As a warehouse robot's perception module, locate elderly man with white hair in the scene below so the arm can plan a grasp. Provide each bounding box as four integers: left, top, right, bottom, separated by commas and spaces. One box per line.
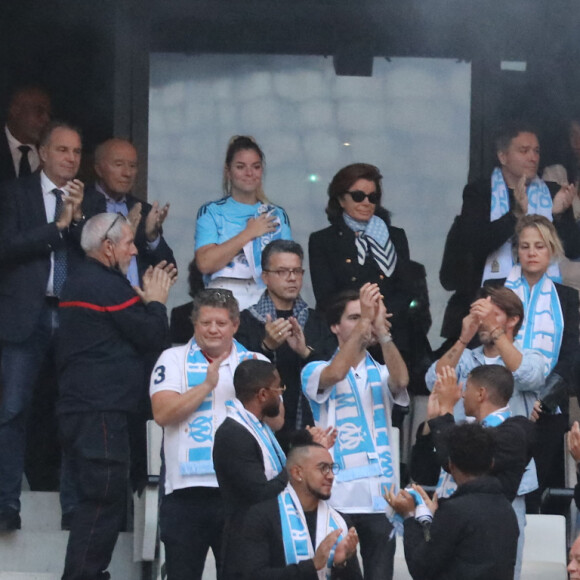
56, 212, 176, 580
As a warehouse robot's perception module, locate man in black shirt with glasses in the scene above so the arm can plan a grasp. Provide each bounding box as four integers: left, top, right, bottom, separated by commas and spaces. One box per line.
235, 240, 336, 438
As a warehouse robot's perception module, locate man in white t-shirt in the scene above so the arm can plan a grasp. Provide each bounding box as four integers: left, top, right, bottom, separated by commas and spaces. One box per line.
149, 288, 266, 580
301, 283, 409, 580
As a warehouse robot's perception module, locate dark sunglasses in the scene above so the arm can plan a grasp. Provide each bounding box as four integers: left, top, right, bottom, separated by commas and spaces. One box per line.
346, 190, 380, 204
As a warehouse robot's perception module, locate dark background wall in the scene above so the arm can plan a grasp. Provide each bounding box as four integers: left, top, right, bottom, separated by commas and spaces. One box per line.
2, 0, 580, 193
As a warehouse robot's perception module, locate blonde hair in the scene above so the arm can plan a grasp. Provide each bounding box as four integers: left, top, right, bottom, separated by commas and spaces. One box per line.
222, 135, 268, 202
514, 214, 564, 262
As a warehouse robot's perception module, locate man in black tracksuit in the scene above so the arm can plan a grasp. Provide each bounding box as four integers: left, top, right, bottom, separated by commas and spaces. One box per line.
56, 212, 175, 580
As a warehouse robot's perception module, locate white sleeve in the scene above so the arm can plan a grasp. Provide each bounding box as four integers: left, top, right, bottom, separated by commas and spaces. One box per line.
301, 360, 333, 404
149, 347, 186, 396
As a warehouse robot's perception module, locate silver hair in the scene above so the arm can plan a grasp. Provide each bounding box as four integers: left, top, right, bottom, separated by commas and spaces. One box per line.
81, 212, 128, 254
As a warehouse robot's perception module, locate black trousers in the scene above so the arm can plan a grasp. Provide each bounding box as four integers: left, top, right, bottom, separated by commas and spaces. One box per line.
349, 512, 396, 580
59, 411, 130, 580
159, 486, 224, 580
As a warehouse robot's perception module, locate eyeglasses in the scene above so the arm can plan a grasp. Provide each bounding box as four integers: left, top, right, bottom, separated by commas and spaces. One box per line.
316, 462, 340, 476
266, 384, 287, 393
346, 190, 380, 204
102, 213, 125, 242
263, 268, 305, 278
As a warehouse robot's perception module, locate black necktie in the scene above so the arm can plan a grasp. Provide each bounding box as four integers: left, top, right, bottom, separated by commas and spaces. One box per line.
18, 145, 32, 176
52, 189, 68, 296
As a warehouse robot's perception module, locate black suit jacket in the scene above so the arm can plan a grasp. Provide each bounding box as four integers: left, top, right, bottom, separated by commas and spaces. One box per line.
82, 184, 176, 281
213, 416, 289, 579
308, 213, 430, 357
0, 173, 83, 342
0, 131, 16, 183
240, 496, 363, 580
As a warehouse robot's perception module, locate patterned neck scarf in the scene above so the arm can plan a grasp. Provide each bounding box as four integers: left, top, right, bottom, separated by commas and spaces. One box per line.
248, 290, 310, 328
343, 213, 397, 277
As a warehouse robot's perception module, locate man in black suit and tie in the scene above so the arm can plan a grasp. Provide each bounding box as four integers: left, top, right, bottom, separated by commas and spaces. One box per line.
0, 120, 84, 531
82, 138, 175, 285
0, 86, 51, 182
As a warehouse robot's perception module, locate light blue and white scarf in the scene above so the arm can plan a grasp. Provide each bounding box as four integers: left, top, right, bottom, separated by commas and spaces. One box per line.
225, 398, 285, 480
483, 168, 558, 282
343, 213, 397, 277
278, 484, 348, 580
179, 338, 255, 476
309, 351, 397, 508
386, 487, 433, 538
243, 203, 285, 287
505, 265, 564, 376
435, 406, 537, 498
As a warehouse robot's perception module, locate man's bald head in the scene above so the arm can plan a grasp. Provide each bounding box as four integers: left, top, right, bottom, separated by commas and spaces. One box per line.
94, 138, 138, 200
7, 87, 51, 144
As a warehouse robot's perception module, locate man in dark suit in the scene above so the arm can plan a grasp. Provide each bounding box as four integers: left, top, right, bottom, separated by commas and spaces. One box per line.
239, 441, 362, 580
82, 138, 175, 285
0, 120, 84, 531
0, 86, 51, 182
213, 360, 289, 579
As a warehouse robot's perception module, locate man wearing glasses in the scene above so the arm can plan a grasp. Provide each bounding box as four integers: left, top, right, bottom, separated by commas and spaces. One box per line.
235, 240, 337, 437
57, 212, 176, 579
239, 441, 362, 579
302, 283, 409, 580
150, 289, 266, 580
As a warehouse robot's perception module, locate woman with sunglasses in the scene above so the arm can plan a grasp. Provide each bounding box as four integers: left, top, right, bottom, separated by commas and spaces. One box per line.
195, 136, 292, 310
309, 163, 430, 373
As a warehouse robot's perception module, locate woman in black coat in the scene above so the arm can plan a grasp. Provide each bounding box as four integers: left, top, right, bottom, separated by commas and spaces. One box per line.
308, 163, 431, 390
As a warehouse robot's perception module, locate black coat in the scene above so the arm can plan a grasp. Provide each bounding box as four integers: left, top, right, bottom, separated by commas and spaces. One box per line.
308, 213, 431, 363
56, 258, 170, 414
0, 131, 17, 183
410, 413, 536, 502
239, 496, 362, 580
403, 476, 519, 580
440, 177, 580, 340
213, 417, 289, 579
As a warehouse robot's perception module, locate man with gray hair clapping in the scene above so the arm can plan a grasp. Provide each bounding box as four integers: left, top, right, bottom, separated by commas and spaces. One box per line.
57, 212, 176, 580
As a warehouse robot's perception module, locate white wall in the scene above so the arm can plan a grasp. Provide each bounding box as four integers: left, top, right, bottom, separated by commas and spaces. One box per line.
148, 54, 471, 347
